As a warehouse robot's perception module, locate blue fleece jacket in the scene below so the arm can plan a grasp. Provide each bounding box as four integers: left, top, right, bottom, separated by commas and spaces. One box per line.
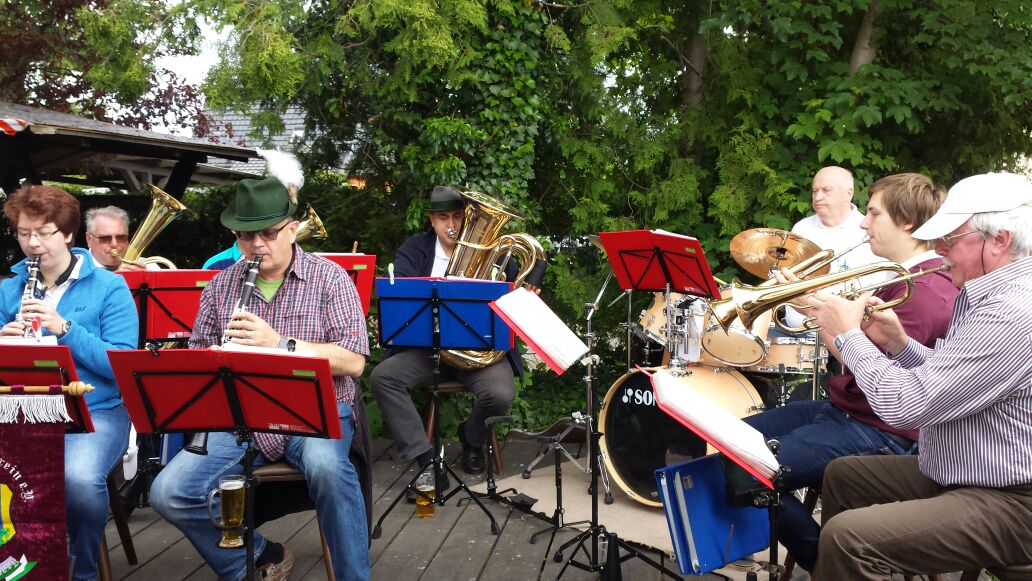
1, 248, 139, 411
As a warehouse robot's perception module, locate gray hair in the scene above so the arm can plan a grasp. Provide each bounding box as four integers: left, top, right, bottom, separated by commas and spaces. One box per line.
85, 206, 130, 234
969, 204, 1032, 258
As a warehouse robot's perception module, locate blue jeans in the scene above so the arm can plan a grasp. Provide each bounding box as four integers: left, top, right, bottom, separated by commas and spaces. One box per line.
742, 400, 913, 572
150, 402, 369, 581
66, 404, 131, 581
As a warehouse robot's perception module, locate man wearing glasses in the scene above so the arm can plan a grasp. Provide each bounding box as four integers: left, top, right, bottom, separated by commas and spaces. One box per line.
84, 206, 147, 271
149, 176, 371, 581
803, 172, 1032, 579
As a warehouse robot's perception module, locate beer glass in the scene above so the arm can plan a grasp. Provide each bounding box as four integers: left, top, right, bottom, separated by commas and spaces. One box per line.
414, 481, 436, 518
208, 475, 246, 548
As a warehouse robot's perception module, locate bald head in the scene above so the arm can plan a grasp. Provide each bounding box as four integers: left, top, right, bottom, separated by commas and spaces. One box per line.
811, 166, 855, 227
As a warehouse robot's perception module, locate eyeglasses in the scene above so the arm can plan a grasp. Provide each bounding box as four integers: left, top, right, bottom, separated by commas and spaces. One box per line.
937, 230, 981, 250
88, 233, 130, 244
233, 221, 294, 242
16, 229, 62, 242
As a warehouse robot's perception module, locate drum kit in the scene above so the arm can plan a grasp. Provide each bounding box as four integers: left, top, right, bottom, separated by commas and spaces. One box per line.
596, 227, 832, 507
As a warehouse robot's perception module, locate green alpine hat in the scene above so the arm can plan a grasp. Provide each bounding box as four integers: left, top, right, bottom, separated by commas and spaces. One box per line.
427, 186, 464, 212
220, 177, 299, 232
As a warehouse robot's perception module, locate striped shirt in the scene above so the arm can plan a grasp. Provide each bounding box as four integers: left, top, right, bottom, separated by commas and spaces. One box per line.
190, 246, 369, 461
839, 255, 1032, 487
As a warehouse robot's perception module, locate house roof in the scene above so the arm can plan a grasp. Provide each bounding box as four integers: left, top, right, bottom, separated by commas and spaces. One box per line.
0, 101, 261, 194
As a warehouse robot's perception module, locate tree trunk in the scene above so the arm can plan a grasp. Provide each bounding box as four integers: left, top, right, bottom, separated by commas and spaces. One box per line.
681, 12, 707, 158
849, 1, 881, 75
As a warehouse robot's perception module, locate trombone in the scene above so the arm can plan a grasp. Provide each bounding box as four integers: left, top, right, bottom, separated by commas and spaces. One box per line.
776, 263, 951, 333
708, 261, 938, 337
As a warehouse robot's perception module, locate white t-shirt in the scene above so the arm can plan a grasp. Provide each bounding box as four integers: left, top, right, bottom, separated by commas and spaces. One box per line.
430, 236, 451, 278
790, 206, 881, 274
783, 206, 887, 329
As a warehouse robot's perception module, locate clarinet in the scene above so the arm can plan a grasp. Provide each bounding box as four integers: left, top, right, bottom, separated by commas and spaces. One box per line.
186, 254, 264, 455
220, 254, 264, 345
15, 256, 41, 338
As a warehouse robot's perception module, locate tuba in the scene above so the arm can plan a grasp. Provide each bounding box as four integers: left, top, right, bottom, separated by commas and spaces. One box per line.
440, 189, 547, 370
112, 184, 190, 269
295, 204, 328, 243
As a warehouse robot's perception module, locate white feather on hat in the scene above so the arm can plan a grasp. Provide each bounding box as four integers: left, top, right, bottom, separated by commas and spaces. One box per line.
257, 148, 304, 205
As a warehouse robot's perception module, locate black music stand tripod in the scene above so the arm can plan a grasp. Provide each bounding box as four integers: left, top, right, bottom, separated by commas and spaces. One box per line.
372, 283, 509, 538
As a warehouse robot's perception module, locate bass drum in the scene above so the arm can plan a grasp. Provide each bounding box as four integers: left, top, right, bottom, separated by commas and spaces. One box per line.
598, 366, 763, 507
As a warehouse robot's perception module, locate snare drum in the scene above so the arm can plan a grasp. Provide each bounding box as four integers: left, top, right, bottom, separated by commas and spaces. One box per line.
746, 330, 827, 375
598, 365, 763, 507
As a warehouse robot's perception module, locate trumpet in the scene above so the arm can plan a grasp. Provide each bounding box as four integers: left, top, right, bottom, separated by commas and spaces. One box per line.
16, 256, 41, 338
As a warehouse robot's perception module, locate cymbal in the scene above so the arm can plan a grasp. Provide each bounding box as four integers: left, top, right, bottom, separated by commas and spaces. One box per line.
730, 228, 824, 278
587, 234, 604, 251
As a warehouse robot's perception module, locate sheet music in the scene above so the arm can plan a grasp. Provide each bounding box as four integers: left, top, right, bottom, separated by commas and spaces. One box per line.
492, 287, 588, 374
0, 336, 58, 346
651, 369, 779, 479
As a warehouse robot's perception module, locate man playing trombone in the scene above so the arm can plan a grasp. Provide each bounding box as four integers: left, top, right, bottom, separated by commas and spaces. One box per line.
740, 173, 958, 572
804, 173, 1032, 578
148, 176, 371, 581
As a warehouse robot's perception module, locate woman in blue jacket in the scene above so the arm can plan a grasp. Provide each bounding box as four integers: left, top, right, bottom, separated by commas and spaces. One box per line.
0, 185, 138, 581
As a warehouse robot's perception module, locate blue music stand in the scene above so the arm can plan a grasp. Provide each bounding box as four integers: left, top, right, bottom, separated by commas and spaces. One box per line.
372, 277, 512, 538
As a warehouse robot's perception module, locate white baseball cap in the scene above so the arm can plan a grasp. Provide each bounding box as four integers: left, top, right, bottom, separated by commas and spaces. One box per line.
912, 172, 1032, 240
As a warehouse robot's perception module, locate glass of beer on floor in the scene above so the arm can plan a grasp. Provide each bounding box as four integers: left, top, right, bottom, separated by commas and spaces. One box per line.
207, 475, 246, 547
415, 479, 436, 518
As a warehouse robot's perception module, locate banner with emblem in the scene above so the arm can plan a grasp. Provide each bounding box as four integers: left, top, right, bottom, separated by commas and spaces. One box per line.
0, 411, 67, 579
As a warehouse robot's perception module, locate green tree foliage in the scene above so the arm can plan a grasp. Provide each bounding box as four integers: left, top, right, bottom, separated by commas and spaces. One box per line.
1, 0, 207, 131
61, 0, 1032, 434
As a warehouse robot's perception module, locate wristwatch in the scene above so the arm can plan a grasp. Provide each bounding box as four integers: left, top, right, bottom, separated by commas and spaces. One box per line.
56, 320, 72, 338
278, 337, 297, 352
833, 328, 862, 351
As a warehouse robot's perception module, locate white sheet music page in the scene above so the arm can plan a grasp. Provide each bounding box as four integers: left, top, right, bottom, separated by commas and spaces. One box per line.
220, 342, 316, 357
650, 368, 779, 479
492, 287, 588, 374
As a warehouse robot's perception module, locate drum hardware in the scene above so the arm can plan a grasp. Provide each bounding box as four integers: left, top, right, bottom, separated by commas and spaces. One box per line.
527, 425, 591, 551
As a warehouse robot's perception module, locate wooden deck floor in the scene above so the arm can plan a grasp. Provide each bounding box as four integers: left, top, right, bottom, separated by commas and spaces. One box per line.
103, 438, 699, 581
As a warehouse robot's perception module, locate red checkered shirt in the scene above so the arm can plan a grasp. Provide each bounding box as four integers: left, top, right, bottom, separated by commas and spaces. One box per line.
190, 246, 369, 461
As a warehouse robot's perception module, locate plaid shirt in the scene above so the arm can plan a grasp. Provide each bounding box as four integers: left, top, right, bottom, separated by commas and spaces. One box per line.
190, 245, 369, 460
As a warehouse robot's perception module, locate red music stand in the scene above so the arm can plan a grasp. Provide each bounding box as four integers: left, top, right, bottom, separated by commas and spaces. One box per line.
120, 270, 218, 344
108, 348, 340, 581
315, 253, 376, 316
0, 345, 94, 433
598, 229, 720, 298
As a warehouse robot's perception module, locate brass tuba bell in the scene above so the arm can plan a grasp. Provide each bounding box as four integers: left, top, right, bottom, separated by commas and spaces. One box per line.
440, 189, 547, 370
295, 204, 328, 243
112, 184, 190, 269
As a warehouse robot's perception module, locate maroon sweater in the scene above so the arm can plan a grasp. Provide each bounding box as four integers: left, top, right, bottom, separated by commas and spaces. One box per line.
827, 257, 958, 440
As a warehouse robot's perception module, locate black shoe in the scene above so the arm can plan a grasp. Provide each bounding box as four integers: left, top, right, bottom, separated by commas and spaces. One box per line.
457, 422, 485, 476
405, 464, 450, 502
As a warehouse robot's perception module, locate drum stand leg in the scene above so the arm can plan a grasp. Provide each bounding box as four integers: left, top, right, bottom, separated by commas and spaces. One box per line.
529, 435, 590, 547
